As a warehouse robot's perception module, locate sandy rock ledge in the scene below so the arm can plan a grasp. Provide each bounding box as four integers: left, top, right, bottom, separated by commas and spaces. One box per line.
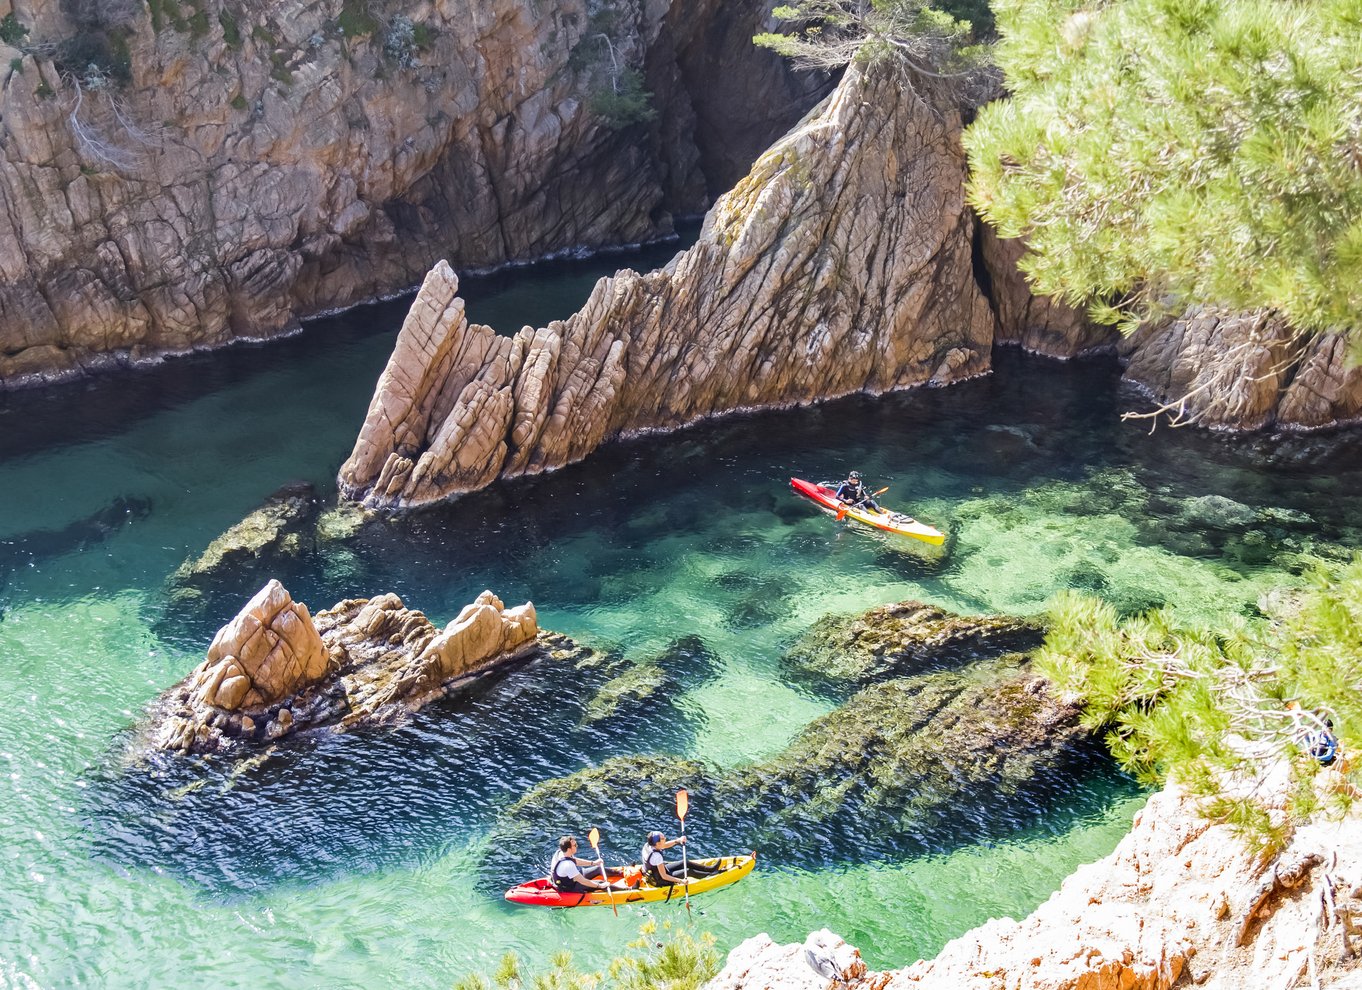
708, 784, 1362, 990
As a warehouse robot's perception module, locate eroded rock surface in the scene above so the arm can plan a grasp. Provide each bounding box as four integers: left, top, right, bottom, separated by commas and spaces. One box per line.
712, 782, 1362, 990
143, 581, 539, 754
1120, 309, 1362, 430
0, 0, 813, 388
978, 225, 1114, 359
339, 58, 995, 509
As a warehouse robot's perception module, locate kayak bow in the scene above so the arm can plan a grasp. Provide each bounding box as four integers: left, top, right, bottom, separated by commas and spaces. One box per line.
790, 478, 945, 546
504, 853, 756, 908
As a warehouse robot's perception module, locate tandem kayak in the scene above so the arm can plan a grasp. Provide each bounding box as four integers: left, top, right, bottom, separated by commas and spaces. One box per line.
504, 853, 756, 908
790, 478, 945, 546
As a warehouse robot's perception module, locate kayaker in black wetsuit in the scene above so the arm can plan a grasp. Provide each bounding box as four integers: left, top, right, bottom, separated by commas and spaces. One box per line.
549, 835, 621, 894
640, 831, 721, 887
834, 471, 880, 512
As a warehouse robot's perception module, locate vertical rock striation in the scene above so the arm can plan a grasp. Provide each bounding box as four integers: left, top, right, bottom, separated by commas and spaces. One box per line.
340, 58, 995, 509
0, 0, 814, 389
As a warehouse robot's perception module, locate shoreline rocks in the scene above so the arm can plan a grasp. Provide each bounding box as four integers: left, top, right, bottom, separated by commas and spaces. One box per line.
141, 580, 540, 755
707, 781, 1362, 990
0, 0, 817, 391
339, 57, 995, 509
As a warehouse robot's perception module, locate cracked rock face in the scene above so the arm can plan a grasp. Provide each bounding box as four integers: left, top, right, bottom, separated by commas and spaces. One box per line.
143, 581, 539, 755
0, 0, 811, 389
340, 58, 995, 509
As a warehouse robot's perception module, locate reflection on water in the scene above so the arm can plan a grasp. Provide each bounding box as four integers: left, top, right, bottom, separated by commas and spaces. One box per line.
1, 237, 1361, 986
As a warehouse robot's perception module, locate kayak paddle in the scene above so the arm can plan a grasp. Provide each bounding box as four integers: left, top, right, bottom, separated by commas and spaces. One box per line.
676, 788, 691, 915
588, 827, 618, 917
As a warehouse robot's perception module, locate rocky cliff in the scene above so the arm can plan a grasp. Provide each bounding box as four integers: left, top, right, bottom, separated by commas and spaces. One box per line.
0, 0, 817, 388
708, 780, 1362, 990
339, 56, 995, 509
1119, 310, 1362, 431
980, 230, 1362, 431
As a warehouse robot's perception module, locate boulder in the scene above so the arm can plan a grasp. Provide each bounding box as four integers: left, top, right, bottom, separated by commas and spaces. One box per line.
141, 582, 542, 755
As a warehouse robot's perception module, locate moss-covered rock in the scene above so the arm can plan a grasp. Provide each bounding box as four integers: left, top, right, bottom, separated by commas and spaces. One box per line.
169, 482, 320, 600
483, 652, 1103, 884
783, 600, 1043, 693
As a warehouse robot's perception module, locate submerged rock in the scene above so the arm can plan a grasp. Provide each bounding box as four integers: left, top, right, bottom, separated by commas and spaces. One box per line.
169, 484, 321, 597
783, 600, 1043, 692
140, 581, 540, 755
485, 602, 1099, 885
339, 57, 994, 509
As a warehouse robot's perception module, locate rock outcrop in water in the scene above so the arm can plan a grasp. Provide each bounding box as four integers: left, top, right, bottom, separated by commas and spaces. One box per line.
142, 580, 539, 754
338, 57, 995, 509
0, 0, 817, 389
708, 780, 1362, 990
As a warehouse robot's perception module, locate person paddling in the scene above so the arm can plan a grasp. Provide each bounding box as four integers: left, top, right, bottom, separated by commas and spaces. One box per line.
549, 835, 622, 894
834, 471, 880, 512
640, 830, 720, 887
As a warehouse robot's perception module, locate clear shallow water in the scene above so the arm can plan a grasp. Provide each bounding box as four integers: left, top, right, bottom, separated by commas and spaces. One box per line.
2, 241, 1362, 987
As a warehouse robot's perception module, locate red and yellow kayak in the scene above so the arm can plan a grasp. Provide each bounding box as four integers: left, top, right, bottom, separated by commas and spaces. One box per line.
504, 853, 756, 908
790, 478, 945, 546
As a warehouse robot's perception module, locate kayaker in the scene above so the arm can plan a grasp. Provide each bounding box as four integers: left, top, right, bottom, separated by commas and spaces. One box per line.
549, 835, 619, 894
834, 471, 879, 512
641, 830, 720, 886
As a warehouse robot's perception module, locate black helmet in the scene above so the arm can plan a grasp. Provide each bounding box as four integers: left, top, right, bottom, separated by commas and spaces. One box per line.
848, 470, 861, 480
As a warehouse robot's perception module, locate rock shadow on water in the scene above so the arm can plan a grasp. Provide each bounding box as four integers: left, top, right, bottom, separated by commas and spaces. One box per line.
87, 618, 718, 896
479, 647, 1141, 894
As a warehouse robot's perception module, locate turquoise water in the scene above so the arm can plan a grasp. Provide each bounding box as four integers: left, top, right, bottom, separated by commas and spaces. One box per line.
2, 243, 1361, 988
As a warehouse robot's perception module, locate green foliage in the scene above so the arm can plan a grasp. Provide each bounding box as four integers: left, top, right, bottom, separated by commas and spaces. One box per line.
1038, 556, 1362, 854
339, 0, 379, 39
965, 0, 1362, 339
219, 10, 242, 47
9, 57, 22, 73
0, 13, 29, 46
589, 68, 657, 129
454, 923, 719, 990
229, 92, 248, 111
753, 0, 990, 74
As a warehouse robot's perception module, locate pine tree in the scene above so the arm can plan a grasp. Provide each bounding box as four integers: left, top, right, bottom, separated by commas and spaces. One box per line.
965, 0, 1362, 342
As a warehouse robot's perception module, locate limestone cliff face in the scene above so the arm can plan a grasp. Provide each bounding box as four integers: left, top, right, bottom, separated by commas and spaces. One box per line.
0, 0, 811, 388
708, 781, 1362, 990
1120, 309, 1362, 431
339, 57, 995, 509
977, 224, 1114, 359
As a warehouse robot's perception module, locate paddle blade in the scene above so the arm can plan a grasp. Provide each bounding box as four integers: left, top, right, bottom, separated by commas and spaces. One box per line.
836, 507, 846, 521
588, 827, 601, 852
873, 487, 889, 496
676, 788, 689, 821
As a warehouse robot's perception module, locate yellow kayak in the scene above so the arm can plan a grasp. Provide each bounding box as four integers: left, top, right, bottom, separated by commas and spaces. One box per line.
504, 853, 756, 907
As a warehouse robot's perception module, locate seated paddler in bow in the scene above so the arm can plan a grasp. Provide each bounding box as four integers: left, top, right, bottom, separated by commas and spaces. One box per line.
640, 831, 721, 887
549, 835, 624, 894
834, 471, 879, 512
